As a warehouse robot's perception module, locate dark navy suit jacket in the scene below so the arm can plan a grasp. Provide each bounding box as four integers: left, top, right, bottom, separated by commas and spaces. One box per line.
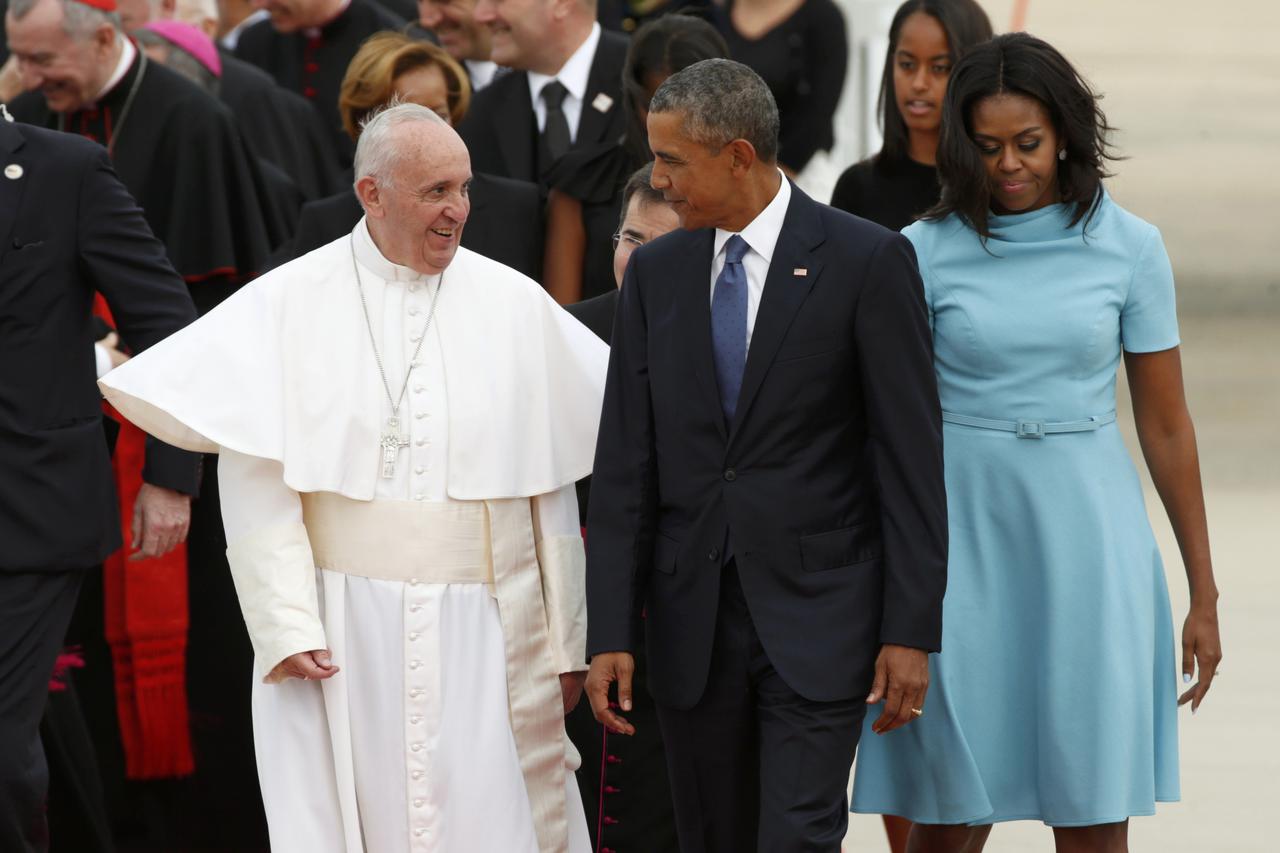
0, 120, 198, 571
586, 184, 948, 708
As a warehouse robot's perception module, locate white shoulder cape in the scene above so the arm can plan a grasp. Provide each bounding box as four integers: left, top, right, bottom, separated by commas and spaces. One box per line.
99, 229, 609, 500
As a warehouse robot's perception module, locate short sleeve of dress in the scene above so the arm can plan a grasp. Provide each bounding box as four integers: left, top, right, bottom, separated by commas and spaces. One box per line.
902, 222, 935, 332
1121, 227, 1180, 353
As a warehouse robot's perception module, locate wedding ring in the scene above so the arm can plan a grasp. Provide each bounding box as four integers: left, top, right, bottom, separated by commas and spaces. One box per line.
910, 707, 924, 717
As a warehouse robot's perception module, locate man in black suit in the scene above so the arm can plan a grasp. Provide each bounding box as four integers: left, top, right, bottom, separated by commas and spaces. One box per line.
0, 113, 199, 852
584, 60, 948, 851
462, 0, 626, 184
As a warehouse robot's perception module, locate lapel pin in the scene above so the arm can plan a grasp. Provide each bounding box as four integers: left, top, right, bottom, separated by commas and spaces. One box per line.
591, 93, 614, 114
4, 164, 23, 180
792, 267, 807, 277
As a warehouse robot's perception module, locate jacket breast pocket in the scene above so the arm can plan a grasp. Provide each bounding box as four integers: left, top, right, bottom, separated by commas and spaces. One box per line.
653, 531, 680, 575
799, 522, 881, 572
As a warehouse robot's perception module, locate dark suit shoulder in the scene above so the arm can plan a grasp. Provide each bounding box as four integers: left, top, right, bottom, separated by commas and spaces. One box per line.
4, 119, 103, 164
233, 18, 279, 59
566, 289, 619, 343
472, 171, 540, 205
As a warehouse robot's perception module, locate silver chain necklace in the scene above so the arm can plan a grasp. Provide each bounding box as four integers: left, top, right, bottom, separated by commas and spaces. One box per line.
351, 234, 445, 478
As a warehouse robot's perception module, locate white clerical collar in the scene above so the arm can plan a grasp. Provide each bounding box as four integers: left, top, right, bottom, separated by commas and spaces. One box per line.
526, 22, 600, 110
353, 217, 437, 283
465, 59, 499, 91
92, 37, 137, 105
220, 9, 269, 50
714, 170, 792, 265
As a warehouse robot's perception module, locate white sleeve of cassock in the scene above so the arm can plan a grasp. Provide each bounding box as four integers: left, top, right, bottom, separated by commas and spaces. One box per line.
218, 448, 327, 683
530, 484, 588, 675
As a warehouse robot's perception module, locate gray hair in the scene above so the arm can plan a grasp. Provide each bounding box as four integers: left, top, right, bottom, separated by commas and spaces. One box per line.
8, 0, 122, 37
649, 58, 779, 163
353, 101, 449, 191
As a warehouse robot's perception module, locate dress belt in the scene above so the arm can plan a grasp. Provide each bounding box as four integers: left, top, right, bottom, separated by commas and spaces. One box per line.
941, 410, 1117, 439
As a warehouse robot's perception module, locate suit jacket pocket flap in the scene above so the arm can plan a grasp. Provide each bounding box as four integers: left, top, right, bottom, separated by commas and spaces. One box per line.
800, 523, 881, 572
653, 531, 680, 575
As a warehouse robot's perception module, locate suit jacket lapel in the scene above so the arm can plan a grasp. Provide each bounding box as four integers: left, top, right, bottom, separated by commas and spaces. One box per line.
576, 32, 624, 147
677, 230, 727, 443
729, 186, 825, 439
497, 76, 537, 181
0, 122, 27, 260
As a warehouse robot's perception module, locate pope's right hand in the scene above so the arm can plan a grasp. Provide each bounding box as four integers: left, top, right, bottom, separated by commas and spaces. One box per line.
270, 649, 340, 682
585, 651, 636, 735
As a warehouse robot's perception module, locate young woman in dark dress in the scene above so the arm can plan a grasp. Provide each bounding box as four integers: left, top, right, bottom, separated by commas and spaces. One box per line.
712, 0, 848, 176
830, 0, 992, 232
541, 14, 728, 303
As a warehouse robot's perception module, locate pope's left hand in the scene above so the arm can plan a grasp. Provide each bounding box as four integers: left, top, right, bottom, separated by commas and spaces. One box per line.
559, 671, 586, 715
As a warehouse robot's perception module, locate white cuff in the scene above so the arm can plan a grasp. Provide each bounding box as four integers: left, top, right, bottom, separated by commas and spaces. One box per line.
537, 534, 588, 675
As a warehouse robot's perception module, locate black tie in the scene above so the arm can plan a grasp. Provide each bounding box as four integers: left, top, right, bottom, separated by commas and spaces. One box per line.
540, 80, 571, 168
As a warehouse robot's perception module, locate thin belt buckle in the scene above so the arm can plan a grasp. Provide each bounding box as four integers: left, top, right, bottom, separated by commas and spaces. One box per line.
1015, 419, 1045, 439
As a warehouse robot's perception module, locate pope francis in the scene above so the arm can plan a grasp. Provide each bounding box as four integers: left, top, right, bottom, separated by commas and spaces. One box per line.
99, 103, 606, 852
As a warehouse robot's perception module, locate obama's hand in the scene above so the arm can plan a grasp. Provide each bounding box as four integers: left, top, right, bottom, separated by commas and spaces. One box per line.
585, 651, 636, 735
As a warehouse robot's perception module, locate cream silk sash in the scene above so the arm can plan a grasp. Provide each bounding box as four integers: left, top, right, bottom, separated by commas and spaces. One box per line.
298, 493, 570, 853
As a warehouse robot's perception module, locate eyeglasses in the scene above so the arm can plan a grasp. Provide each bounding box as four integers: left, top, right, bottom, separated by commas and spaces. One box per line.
612, 231, 646, 251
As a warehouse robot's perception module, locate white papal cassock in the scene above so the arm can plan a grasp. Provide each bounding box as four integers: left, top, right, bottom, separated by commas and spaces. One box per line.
99, 221, 608, 853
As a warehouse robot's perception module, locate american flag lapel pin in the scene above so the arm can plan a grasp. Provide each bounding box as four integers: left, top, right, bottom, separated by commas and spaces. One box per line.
793, 267, 808, 277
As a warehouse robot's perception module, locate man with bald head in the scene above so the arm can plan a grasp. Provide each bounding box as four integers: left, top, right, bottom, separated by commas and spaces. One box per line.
100, 103, 604, 853
459, 0, 627, 183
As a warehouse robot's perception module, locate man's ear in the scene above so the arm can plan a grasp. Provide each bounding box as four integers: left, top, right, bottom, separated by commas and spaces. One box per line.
93, 23, 116, 54
355, 176, 384, 218
726, 138, 758, 177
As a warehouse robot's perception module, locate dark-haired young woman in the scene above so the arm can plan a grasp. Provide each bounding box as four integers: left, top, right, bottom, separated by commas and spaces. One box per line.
850, 33, 1222, 853
830, 0, 991, 231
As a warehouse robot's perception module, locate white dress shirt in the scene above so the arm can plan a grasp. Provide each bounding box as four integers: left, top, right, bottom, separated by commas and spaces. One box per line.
525, 22, 602, 144
465, 59, 501, 92
710, 173, 792, 350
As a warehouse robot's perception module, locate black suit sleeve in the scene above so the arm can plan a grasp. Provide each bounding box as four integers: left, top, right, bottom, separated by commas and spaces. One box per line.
585, 257, 657, 657
854, 232, 947, 651
79, 146, 202, 496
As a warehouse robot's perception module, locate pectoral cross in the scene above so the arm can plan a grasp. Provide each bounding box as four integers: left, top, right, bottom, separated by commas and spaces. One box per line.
380, 417, 410, 479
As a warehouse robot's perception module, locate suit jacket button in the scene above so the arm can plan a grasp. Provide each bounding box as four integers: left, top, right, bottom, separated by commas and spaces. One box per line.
723, 468, 736, 481
707, 547, 720, 561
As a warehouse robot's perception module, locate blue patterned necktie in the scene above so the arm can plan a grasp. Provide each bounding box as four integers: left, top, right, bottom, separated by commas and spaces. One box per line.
711, 235, 750, 423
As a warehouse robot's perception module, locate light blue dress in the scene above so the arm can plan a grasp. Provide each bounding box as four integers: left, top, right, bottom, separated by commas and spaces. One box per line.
851, 193, 1181, 826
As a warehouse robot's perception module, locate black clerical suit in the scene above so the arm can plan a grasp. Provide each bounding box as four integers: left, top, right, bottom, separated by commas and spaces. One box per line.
0, 119, 199, 853
586, 185, 947, 851
235, 0, 405, 167
10, 50, 279, 313
217, 51, 345, 202
564, 287, 681, 853
273, 172, 545, 278
458, 29, 628, 184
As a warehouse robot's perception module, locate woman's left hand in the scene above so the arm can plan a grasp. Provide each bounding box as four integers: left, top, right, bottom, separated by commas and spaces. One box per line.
1178, 602, 1222, 713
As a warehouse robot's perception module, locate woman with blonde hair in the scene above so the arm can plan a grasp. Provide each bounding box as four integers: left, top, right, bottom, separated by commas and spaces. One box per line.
278, 31, 542, 277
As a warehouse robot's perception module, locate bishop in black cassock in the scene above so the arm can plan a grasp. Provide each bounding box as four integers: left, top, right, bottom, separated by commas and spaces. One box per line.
8, 21, 275, 312
235, 0, 405, 167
